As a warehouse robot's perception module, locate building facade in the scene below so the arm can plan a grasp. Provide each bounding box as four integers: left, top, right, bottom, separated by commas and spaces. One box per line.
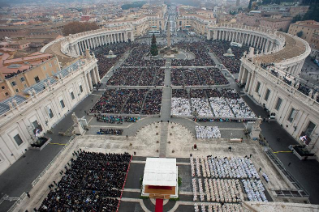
0, 55, 99, 174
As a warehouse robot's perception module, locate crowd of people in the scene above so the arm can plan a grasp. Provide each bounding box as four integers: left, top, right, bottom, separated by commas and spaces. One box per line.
122, 44, 165, 67
208, 41, 250, 74
194, 203, 243, 212
171, 97, 191, 116
171, 41, 216, 66
171, 68, 228, 86
98, 128, 123, 135
94, 43, 134, 78
195, 126, 221, 139
141, 89, 162, 115
191, 98, 213, 116
90, 89, 130, 114
107, 68, 165, 86
37, 151, 131, 211
171, 89, 256, 119
190, 155, 268, 207
96, 115, 139, 124
90, 89, 162, 115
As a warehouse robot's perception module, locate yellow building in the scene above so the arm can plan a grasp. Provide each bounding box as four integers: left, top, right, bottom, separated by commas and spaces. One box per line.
177, 7, 216, 35
288, 20, 319, 48
0, 57, 61, 101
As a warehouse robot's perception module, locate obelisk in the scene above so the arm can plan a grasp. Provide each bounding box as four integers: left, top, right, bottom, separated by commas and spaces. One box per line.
167, 21, 171, 47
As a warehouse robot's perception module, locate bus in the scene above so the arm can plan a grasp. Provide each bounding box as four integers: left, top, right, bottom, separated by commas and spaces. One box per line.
230, 42, 242, 48
149, 30, 160, 35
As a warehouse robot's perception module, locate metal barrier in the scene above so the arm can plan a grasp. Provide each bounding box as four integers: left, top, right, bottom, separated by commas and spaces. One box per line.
7, 192, 26, 212
31, 135, 75, 187
116, 155, 132, 212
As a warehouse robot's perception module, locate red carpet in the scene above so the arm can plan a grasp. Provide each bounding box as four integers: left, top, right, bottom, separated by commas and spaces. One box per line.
155, 199, 163, 212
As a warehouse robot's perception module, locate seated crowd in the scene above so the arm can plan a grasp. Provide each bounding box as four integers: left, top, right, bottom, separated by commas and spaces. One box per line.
90, 89, 162, 115
122, 44, 165, 67
94, 43, 135, 78
190, 155, 268, 206
171, 68, 228, 86
37, 151, 131, 211
208, 41, 250, 74
98, 128, 123, 135
107, 68, 164, 86
171, 89, 256, 119
96, 115, 139, 124
171, 41, 216, 66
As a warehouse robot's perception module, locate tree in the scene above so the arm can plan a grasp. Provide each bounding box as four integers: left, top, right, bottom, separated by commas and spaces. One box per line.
297, 31, 303, 37
150, 34, 158, 56
248, 0, 253, 10
62, 22, 99, 36
292, 14, 302, 23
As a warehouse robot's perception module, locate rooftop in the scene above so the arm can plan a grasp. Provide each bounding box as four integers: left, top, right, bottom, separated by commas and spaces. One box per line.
143, 158, 177, 187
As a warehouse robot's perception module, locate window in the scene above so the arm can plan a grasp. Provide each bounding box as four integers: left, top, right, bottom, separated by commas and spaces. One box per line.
5, 92, 9, 96
32, 120, 39, 128
15, 89, 19, 93
304, 121, 316, 137
20, 77, 25, 82
70, 91, 75, 100
255, 82, 261, 93
13, 134, 23, 146
47, 106, 54, 118
60, 99, 65, 108
34, 76, 40, 83
11, 81, 16, 86
264, 89, 270, 101
1, 86, 4, 89
275, 97, 282, 110
79, 85, 83, 93
287, 108, 296, 122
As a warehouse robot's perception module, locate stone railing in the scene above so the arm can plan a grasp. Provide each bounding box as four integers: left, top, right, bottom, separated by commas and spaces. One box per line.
40, 36, 66, 53
0, 57, 97, 126
275, 34, 311, 67
31, 135, 75, 187
242, 58, 319, 112
207, 24, 286, 52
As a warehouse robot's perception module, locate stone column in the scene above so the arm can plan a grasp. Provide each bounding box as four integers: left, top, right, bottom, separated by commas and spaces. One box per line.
245, 72, 251, 92
247, 72, 254, 94
95, 66, 101, 82
87, 72, 93, 90
269, 42, 273, 52
238, 65, 244, 82
91, 69, 97, 85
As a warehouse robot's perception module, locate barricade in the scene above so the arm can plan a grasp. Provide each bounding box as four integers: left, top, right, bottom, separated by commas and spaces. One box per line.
116, 155, 132, 212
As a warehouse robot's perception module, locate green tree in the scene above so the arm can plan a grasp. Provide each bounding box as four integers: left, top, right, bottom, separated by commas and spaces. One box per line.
248, 0, 253, 10
62, 22, 99, 36
150, 34, 158, 56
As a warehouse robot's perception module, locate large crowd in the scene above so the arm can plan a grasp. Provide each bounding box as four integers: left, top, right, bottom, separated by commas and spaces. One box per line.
37, 151, 131, 211
171, 89, 256, 119
96, 115, 139, 124
208, 41, 250, 74
171, 68, 228, 86
171, 41, 216, 66
195, 126, 221, 139
107, 68, 165, 86
122, 44, 165, 67
94, 43, 134, 78
190, 155, 268, 206
90, 89, 162, 115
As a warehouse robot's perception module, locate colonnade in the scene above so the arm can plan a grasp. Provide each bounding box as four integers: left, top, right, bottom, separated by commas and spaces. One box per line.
68, 31, 133, 56
85, 65, 100, 91
208, 29, 276, 54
